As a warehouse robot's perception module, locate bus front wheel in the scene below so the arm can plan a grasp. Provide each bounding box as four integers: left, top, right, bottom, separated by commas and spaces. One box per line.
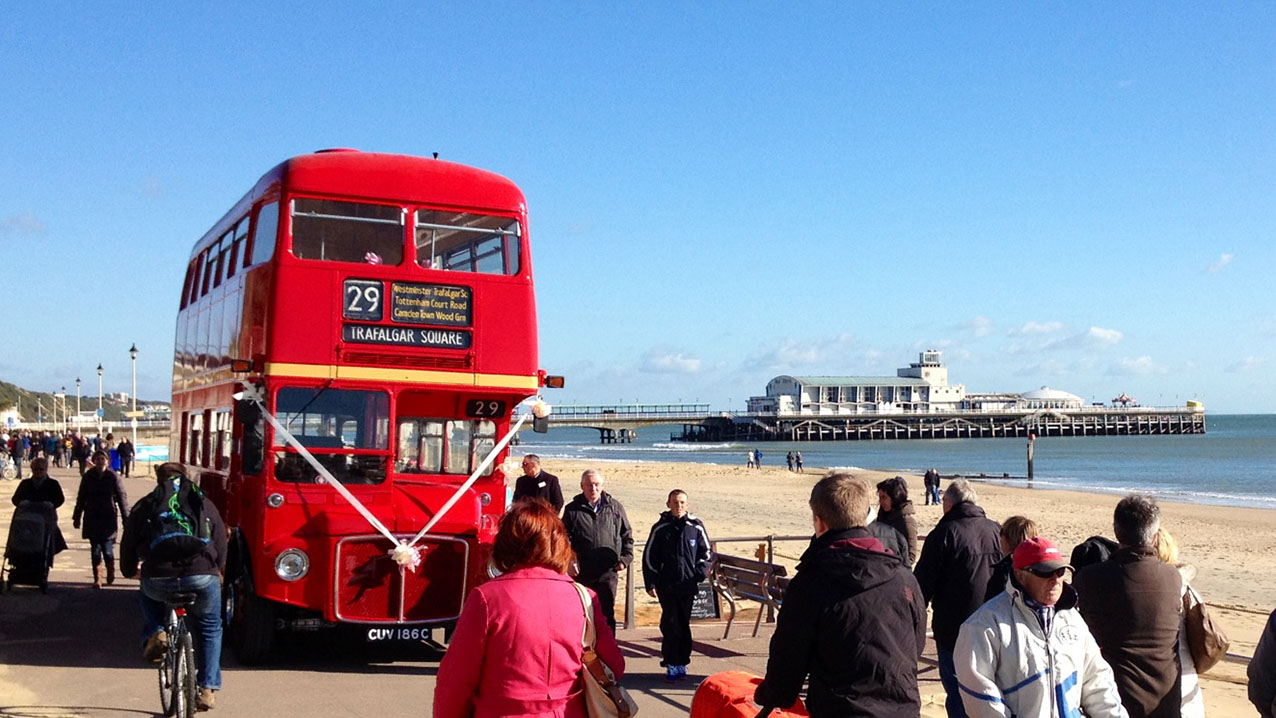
227, 577, 276, 664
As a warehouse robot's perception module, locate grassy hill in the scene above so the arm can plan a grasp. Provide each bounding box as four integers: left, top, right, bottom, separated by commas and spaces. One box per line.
0, 380, 168, 423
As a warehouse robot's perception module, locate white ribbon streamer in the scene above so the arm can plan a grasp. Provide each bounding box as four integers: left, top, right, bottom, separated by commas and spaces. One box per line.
238, 384, 534, 572
239, 385, 400, 549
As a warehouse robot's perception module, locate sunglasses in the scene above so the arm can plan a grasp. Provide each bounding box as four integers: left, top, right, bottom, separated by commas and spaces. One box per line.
1026, 567, 1068, 579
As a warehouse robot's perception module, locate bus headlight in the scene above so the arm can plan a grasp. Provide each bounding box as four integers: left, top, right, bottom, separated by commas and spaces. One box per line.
274, 549, 310, 581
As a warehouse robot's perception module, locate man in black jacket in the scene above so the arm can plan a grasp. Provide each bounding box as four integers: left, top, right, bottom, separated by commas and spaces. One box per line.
562, 468, 633, 631
642, 489, 711, 681
913, 478, 1002, 718
121, 462, 228, 711
511, 454, 563, 512
1251, 604, 1276, 718
756, 473, 926, 718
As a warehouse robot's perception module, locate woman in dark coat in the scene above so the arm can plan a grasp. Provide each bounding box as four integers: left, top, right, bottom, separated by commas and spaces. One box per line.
11, 457, 69, 563
72, 450, 129, 587
875, 476, 919, 566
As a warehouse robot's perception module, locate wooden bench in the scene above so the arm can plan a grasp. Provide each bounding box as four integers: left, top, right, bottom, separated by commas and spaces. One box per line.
710, 554, 787, 639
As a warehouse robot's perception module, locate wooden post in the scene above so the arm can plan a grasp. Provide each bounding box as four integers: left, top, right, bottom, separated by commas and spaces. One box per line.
1027, 433, 1036, 481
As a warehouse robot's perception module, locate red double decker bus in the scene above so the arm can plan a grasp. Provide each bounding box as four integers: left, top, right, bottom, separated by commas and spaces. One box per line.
171, 150, 553, 662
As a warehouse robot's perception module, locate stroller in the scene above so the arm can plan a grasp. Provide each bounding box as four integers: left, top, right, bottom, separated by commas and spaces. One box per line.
2, 502, 56, 593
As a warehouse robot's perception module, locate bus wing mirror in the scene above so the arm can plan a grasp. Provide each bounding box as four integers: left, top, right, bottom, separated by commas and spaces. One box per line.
533, 415, 549, 433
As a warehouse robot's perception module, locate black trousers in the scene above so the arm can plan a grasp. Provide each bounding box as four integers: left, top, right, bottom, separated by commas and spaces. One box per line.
579, 571, 619, 632
658, 590, 694, 666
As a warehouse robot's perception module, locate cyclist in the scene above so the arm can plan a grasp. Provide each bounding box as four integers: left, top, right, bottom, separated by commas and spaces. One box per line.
121, 462, 228, 711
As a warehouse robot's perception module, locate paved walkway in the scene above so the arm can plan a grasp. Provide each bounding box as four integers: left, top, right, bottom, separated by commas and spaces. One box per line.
0, 465, 951, 717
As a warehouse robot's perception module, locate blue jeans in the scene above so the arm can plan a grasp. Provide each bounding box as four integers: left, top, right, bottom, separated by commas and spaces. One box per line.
140, 574, 223, 690
936, 645, 968, 718
89, 540, 115, 565
928, 486, 942, 505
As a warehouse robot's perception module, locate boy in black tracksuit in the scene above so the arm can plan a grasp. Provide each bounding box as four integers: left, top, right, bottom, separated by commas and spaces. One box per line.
642, 489, 711, 681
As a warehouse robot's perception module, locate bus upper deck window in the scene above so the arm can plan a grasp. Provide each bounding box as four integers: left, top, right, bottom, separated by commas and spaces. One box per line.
291, 198, 404, 266
415, 211, 521, 275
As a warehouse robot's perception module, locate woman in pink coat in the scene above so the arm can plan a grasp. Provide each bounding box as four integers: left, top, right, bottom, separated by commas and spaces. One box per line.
434, 499, 626, 718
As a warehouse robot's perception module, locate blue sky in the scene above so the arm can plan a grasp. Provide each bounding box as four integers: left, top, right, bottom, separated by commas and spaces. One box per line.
2, 4, 1273, 412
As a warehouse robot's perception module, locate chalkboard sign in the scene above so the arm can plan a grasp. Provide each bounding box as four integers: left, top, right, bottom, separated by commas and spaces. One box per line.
690, 582, 720, 620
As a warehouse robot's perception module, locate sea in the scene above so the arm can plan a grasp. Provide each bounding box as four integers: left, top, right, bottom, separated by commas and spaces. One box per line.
515, 414, 1276, 510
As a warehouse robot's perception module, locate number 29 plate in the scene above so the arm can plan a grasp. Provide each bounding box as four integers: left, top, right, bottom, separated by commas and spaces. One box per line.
465, 399, 507, 418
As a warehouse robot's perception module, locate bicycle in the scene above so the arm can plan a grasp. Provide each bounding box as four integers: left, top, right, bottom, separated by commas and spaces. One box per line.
158, 592, 199, 718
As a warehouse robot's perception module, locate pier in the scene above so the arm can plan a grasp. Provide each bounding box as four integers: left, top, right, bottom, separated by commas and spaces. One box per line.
537, 405, 1206, 443
546, 403, 714, 443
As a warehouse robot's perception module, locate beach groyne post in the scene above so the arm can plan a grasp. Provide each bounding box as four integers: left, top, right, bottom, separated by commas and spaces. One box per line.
1026, 433, 1035, 481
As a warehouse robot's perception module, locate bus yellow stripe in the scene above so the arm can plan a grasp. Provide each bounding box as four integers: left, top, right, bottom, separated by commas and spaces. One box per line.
263, 362, 539, 390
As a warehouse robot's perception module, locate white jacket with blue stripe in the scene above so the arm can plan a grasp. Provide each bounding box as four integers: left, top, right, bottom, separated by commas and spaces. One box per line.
955, 581, 1127, 718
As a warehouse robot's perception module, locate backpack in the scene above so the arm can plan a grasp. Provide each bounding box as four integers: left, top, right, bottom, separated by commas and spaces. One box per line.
146, 478, 212, 561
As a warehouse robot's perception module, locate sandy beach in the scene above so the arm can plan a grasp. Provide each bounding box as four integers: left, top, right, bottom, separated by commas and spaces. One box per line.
542, 457, 1273, 716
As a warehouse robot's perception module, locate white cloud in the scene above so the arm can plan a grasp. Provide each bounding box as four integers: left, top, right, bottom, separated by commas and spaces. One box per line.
743, 334, 859, 371
1225, 356, 1269, 373
0, 212, 46, 236
1008, 320, 1064, 336
639, 351, 702, 374
964, 316, 994, 338
1081, 326, 1123, 346
1207, 253, 1234, 273
1008, 326, 1122, 354
1109, 356, 1168, 375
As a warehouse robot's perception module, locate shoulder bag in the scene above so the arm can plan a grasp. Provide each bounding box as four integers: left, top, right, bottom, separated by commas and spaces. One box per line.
573, 583, 639, 718
1183, 584, 1230, 673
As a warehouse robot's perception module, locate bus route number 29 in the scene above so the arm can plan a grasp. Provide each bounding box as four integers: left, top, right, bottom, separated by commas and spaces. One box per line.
343, 279, 383, 321
465, 399, 507, 418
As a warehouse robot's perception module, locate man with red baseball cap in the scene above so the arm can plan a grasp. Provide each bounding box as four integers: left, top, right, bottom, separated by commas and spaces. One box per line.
954, 536, 1128, 718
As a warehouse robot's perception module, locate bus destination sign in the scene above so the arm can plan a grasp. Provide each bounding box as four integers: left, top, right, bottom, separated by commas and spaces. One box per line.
390, 282, 472, 327
342, 324, 472, 350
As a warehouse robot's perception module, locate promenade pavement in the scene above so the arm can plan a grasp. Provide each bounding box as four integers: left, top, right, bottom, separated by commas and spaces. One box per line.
0, 465, 949, 717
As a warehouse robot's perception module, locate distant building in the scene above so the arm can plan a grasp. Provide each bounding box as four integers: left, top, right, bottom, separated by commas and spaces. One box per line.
748, 350, 968, 415
0, 405, 18, 428
1018, 386, 1084, 410
747, 352, 1087, 416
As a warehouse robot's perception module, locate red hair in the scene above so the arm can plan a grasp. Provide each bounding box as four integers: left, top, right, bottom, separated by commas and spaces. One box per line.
492, 499, 573, 574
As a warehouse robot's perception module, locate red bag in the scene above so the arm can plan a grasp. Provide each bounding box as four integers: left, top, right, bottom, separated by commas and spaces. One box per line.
691, 671, 808, 718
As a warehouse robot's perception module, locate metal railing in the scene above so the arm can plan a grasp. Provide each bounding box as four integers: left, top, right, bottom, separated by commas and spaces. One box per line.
551, 403, 712, 420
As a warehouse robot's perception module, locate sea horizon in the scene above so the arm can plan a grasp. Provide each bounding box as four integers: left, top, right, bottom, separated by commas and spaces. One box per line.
514, 413, 1276, 510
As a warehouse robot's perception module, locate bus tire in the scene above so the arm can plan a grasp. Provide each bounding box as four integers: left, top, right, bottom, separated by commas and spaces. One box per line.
228, 578, 276, 664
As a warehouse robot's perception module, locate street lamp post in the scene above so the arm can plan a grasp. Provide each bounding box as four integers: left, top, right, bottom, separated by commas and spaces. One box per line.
75, 378, 81, 431
56, 387, 66, 428
130, 344, 139, 451
97, 364, 104, 436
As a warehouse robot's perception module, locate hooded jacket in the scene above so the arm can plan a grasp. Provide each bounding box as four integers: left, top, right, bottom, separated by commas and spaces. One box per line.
755, 528, 927, 718
913, 500, 1003, 651
642, 510, 711, 594
956, 579, 1128, 718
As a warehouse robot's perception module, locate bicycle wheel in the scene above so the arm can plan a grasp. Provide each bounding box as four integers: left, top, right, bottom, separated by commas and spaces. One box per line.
178, 631, 197, 718
158, 633, 177, 717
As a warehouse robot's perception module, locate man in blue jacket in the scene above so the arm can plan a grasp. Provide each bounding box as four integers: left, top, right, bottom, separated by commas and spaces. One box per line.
643, 489, 711, 681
